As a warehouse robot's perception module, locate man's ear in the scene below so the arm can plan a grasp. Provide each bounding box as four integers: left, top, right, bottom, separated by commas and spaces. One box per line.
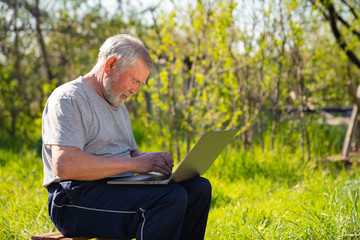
104, 56, 118, 73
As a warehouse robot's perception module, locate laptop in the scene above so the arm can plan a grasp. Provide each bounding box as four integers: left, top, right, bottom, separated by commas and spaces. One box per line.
107, 129, 238, 185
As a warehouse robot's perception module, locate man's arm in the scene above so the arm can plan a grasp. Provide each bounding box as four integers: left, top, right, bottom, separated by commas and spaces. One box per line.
51, 145, 174, 181
130, 149, 174, 174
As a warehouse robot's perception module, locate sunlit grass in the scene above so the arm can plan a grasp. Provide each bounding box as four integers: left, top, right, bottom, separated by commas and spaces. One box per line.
1, 122, 359, 239
0, 146, 55, 239
205, 170, 360, 239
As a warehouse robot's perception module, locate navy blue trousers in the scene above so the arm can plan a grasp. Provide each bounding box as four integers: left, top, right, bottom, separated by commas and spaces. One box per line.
47, 177, 211, 240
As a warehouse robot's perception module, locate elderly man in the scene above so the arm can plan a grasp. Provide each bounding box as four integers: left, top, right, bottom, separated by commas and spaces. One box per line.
42, 34, 212, 240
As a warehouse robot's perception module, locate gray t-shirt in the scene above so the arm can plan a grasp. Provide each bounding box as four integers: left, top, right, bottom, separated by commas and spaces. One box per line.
42, 76, 137, 187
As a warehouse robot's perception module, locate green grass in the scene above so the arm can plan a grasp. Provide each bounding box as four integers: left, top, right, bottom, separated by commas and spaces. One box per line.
201, 122, 360, 239
205, 169, 360, 239
0, 143, 56, 239
1, 123, 360, 239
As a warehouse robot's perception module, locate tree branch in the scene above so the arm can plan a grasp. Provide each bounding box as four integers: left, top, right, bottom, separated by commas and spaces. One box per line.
334, 7, 360, 40
310, 0, 360, 40
319, 0, 360, 69
340, 0, 358, 19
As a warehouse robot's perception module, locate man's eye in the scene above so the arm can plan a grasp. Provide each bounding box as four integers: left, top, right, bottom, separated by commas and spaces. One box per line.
132, 79, 141, 86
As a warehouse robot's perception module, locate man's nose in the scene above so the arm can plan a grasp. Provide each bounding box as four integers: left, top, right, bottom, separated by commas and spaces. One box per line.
129, 87, 138, 95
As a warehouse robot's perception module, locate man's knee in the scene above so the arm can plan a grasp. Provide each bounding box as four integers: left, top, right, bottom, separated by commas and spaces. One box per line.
165, 184, 188, 210
197, 177, 212, 195
145, 184, 188, 214
184, 177, 212, 201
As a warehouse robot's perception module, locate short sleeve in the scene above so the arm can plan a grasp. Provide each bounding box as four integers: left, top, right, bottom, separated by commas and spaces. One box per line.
42, 96, 90, 150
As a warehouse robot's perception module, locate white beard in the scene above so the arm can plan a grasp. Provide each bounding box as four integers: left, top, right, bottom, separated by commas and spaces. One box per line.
103, 76, 129, 106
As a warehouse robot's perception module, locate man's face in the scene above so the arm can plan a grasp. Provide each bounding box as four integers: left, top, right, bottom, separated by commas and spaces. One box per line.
103, 74, 128, 106
102, 58, 150, 107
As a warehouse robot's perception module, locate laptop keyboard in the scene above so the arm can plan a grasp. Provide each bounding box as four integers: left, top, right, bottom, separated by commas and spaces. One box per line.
145, 174, 171, 181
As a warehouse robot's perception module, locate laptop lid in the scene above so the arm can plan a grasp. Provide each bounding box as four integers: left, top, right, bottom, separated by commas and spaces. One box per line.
171, 129, 238, 182
107, 129, 238, 185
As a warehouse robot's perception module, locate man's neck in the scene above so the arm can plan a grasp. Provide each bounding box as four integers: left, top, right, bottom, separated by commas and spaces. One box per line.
83, 67, 105, 99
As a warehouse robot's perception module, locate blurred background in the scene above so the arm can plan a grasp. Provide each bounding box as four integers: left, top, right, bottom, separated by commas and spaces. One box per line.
1, 0, 360, 162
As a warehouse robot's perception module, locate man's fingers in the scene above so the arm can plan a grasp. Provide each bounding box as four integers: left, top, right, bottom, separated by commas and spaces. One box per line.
132, 152, 173, 175
157, 152, 174, 170
154, 165, 171, 175
153, 158, 172, 175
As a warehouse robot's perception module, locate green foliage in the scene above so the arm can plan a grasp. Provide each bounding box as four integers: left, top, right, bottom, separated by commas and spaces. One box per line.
1, 0, 360, 150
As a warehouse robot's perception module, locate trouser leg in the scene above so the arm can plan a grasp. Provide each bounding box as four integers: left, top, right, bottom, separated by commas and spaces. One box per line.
139, 177, 211, 240
47, 177, 211, 240
136, 183, 188, 240
48, 179, 188, 240
178, 177, 212, 240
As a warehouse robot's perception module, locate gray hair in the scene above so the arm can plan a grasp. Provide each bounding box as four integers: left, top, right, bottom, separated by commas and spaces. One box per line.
98, 34, 152, 73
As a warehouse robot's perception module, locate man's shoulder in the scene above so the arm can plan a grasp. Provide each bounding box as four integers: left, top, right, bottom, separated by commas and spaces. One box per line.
48, 77, 91, 102
53, 77, 85, 95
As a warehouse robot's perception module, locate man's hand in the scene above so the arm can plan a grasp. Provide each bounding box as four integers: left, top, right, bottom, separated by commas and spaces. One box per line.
131, 151, 174, 176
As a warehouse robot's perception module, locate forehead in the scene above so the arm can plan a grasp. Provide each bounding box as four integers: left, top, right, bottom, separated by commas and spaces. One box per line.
129, 59, 150, 84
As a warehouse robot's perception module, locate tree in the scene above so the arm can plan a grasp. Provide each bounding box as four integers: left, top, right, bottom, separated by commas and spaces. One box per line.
310, 0, 360, 70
